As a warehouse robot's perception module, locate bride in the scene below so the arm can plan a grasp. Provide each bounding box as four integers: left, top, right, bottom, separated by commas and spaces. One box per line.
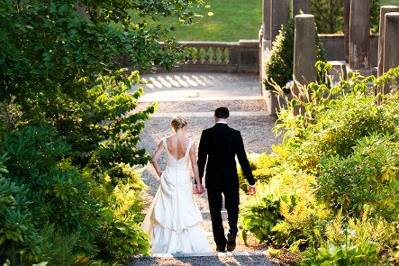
142, 117, 212, 254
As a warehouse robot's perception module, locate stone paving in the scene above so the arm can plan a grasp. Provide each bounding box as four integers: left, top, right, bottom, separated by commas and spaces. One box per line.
132, 72, 281, 265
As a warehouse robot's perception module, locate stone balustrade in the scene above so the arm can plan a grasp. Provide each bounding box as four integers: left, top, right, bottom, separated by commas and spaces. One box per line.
157, 40, 259, 73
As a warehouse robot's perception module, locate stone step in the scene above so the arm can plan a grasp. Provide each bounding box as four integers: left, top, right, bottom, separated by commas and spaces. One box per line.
137, 96, 267, 113
129, 252, 280, 266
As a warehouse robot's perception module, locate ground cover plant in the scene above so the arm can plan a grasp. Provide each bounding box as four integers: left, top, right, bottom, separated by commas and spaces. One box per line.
240, 63, 399, 265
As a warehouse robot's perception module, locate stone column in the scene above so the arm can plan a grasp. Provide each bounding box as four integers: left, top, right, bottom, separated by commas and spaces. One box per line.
294, 14, 316, 87
343, 0, 350, 62
263, 0, 272, 40
293, 0, 309, 15
293, 14, 316, 115
377, 6, 399, 77
270, 0, 290, 43
382, 12, 399, 93
348, 0, 370, 70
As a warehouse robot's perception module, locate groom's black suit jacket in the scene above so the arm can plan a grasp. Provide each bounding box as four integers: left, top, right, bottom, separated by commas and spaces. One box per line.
197, 123, 255, 189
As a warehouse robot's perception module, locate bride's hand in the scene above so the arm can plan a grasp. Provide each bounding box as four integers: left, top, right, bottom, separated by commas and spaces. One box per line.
196, 184, 205, 194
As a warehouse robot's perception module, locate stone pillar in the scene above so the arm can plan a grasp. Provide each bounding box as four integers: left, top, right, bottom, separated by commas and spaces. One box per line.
377, 6, 399, 77
293, 14, 316, 87
263, 0, 272, 40
293, 0, 309, 15
382, 12, 399, 93
348, 0, 370, 70
293, 14, 316, 115
270, 0, 290, 43
343, 0, 350, 62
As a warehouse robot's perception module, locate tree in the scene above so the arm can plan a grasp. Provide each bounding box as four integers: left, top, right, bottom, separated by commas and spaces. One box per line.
0, 0, 203, 264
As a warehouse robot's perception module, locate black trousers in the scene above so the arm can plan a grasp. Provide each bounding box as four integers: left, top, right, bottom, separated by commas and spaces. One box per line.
207, 186, 240, 247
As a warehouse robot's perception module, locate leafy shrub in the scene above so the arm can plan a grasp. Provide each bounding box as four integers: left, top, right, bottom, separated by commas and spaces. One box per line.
301, 210, 397, 265
95, 164, 149, 261
0, 176, 42, 265
0, 0, 206, 264
264, 19, 325, 92
242, 63, 399, 263
241, 166, 330, 249
241, 193, 283, 243
317, 134, 399, 219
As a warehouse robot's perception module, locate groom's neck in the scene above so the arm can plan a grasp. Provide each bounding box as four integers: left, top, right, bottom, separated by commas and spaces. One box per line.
215, 118, 228, 124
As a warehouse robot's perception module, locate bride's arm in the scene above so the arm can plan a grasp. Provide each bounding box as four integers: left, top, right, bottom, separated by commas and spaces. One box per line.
151, 141, 164, 178
189, 143, 204, 193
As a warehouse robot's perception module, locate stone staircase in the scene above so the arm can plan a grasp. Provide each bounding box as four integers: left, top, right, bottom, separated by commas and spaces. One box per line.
134, 73, 281, 265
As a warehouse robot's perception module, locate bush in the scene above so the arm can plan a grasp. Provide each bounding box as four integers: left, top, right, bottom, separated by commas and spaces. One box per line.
317, 134, 399, 219
242, 63, 399, 264
301, 210, 398, 265
0, 1, 206, 263
264, 19, 325, 92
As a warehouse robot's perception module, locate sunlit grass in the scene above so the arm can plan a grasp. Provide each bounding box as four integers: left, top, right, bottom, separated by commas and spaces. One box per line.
161, 0, 262, 41
161, 0, 399, 41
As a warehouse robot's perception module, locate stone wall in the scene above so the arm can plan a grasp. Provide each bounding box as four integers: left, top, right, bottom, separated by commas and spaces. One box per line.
319, 34, 379, 65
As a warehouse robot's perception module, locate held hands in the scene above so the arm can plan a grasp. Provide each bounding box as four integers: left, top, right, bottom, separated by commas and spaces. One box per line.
248, 185, 256, 196
193, 183, 205, 194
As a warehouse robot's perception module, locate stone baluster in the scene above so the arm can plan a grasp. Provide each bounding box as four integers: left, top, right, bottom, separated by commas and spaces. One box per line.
270, 0, 290, 43
293, 0, 309, 15
381, 12, 399, 94
348, 0, 370, 70
293, 14, 317, 115
377, 6, 399, 77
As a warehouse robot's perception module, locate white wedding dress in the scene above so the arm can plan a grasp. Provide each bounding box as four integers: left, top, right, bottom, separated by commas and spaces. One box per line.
142, 138, 212, 254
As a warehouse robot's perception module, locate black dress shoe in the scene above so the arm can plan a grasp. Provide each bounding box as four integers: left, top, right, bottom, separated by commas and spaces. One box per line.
216, 242, 226, 252
226, 233, 236, 252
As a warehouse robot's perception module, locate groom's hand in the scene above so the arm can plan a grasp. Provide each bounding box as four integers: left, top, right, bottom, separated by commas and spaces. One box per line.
197, 184, 205, 194
248, 185, 256, 196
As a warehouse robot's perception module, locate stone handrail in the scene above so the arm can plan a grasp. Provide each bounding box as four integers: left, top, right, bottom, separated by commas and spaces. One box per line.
161, 40, 259, 73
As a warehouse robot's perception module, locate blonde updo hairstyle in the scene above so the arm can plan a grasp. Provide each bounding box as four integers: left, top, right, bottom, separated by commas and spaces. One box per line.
171, 116, 188, 132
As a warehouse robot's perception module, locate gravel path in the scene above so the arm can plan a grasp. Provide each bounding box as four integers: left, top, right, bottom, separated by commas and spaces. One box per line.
130, 252, 281, 266
135, 73, 281, 262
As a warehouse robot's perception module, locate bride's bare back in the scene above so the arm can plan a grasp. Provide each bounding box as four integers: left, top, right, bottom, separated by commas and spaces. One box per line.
165, 135, 190, 161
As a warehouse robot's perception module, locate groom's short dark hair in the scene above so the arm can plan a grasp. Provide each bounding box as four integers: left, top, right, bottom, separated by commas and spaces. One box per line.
215, 107, 229, 119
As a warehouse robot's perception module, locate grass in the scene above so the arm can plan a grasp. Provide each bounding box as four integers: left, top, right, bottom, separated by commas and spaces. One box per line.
163, 0, 399, 41
382, 0, 399, 4
161, 0, 262, 41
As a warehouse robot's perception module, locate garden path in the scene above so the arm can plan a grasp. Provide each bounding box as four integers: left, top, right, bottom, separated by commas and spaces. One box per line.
132, 72, 281, 265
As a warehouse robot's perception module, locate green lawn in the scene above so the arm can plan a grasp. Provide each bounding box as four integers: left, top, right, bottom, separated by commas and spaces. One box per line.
162, 0, 262, 41
165, 0, 399, 41
382, 0, 399, 4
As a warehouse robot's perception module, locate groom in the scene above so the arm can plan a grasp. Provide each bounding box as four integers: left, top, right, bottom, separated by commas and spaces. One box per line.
197, 107, 256, 252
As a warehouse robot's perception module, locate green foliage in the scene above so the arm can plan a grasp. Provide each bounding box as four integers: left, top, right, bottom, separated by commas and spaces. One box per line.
264, 19, 325, 92
301, 210, 398, 265
241, 193, 283, 243
317, 134, 399, 219
0, 0, 203, 264
310, 0, 381, 33
0, 176, 42, 265
242, 63, 399, 264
